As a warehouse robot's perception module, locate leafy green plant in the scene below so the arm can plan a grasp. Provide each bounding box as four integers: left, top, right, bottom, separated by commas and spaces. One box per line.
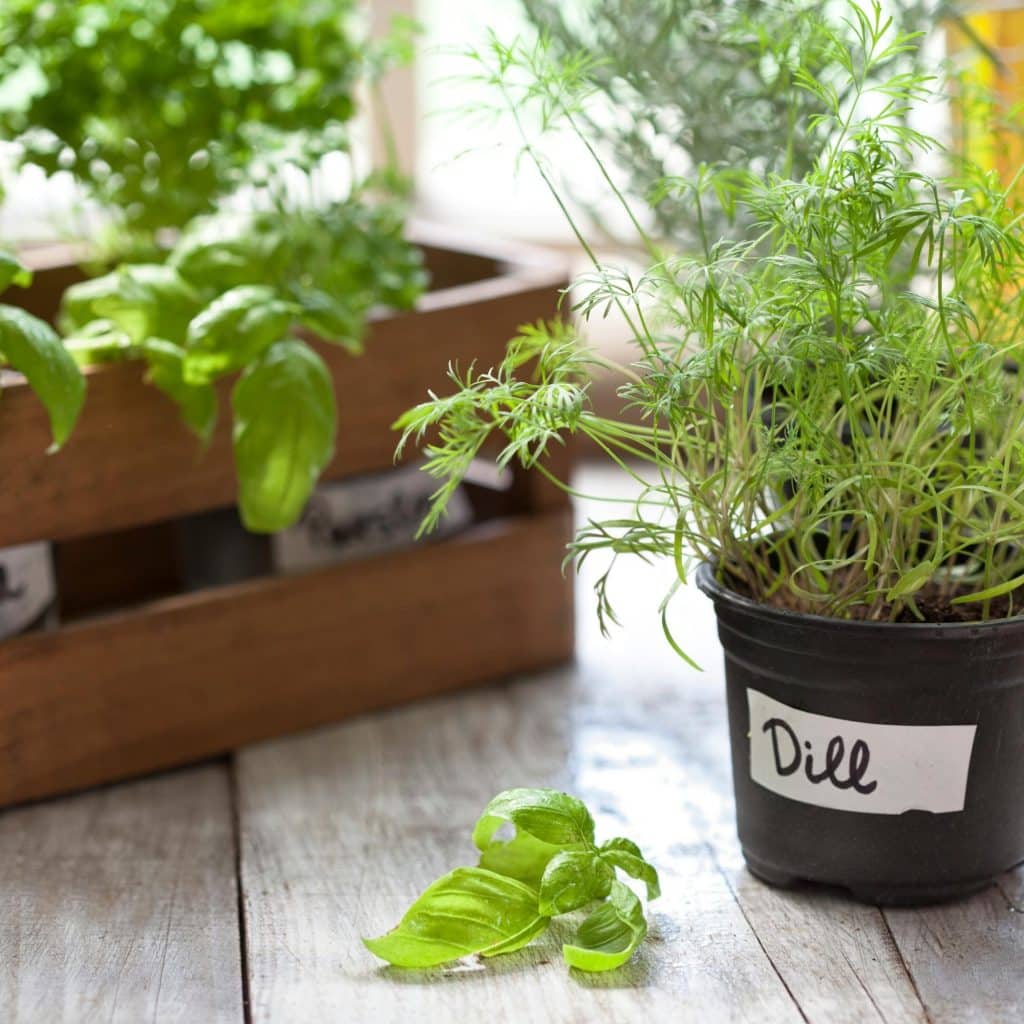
515, 0, 977, 247
364, 788, 659, 973
0, 0, 413, 252
0, 253, 84, 450
398, 4, 1024, 633
61, 194, 426, 531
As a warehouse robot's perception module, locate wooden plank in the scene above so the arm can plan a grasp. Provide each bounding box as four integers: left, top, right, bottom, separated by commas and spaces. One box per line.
883, 880, 1024, 1024
0, 508, 573, 807
0, 236, 566, 547
234, 674, 804, 1024
0, 763, 242, 1023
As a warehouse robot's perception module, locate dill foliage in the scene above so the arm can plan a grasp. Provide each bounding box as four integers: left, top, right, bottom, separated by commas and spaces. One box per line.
519, 0, 969, 247
397, 3, 1024, 631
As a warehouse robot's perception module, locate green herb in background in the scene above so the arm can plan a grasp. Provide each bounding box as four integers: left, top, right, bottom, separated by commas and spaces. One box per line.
59, 196, 426, 532
0, 0, 415, 254
363, 788, 660, 974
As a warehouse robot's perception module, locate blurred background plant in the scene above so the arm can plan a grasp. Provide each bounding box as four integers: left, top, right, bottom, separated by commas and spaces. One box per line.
0, 0, 416, 257
517, 0, 981, 248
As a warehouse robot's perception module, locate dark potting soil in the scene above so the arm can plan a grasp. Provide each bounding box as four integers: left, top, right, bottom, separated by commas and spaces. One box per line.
881, 587, 1015, 624
726, 572, 1018, 624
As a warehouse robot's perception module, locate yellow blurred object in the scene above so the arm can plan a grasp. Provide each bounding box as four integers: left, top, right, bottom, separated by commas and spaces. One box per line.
950, 7, 1024, 187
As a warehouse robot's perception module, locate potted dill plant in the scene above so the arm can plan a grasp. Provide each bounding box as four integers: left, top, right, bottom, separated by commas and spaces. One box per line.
397, 5, 1024, 904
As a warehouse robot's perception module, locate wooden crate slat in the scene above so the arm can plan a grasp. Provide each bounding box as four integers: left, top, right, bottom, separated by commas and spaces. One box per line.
0, 249, 566, 547
0, 507, 574, 807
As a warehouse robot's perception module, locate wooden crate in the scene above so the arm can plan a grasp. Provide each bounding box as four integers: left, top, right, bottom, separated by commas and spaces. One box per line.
0, 224, 575, 808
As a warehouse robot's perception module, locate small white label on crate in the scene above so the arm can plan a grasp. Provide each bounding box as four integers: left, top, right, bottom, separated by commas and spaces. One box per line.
0, 542, 55, 639
272, 464, 473, 574
747, 689, 977, 815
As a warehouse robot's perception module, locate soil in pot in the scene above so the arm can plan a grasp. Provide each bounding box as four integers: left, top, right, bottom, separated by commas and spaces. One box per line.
697, 562, 1024, 905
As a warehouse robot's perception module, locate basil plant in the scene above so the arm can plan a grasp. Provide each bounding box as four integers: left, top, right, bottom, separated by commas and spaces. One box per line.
0, 252, 84, 451
61, 196, 426, 532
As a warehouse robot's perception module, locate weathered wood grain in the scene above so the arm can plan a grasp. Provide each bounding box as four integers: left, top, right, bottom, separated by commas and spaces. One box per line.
0, 507, 573, 807
884, 880, 1024, 1024
0, 764, 242, 1024
235, 675, 804, 1024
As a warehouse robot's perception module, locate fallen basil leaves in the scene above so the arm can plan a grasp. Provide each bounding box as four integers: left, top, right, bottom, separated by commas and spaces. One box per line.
363, 788, 659, 975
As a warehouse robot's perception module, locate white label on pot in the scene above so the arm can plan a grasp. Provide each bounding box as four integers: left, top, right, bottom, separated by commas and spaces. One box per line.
272, 463, 473, 574
0, 542, 55, 639
747, 689, 977, 815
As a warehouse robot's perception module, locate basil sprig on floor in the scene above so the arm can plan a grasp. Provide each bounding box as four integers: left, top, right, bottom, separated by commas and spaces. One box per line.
363, 788, 660, 974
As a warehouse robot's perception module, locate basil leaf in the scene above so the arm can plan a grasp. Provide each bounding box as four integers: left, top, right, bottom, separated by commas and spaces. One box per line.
477, 828, 562, 886
184, 285, 296, 383
61, 265, 201, 344
231, 338, 336, 532
63, 320, 135, 368
292, 286, 364, 353
169, 219, 275, 290
0, 305, 85, 449
140, 338, 218, 443
0, 251, 31, 292
599, 837, 661, 899
363, 867, 548, 969
562, 880, 648, 973
538, 850, 614, 916
473, 788, 596, 850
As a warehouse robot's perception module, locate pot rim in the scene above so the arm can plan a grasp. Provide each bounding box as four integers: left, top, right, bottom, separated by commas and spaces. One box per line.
695, 561, 1024, 638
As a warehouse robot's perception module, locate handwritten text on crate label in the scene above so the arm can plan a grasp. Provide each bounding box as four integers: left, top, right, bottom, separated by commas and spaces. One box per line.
0, 542, 55, 639
747, 689, 977, 814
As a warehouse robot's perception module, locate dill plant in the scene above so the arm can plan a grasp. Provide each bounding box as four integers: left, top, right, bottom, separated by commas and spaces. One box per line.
397, 3, 1024, 633
518, 0, 974, 247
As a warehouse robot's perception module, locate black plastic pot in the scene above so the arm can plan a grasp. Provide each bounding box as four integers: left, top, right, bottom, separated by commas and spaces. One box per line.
697, 563, 1024, 905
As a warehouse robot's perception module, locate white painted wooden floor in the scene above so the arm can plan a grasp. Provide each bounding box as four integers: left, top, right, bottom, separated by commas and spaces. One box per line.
1, 467, 1022, 1023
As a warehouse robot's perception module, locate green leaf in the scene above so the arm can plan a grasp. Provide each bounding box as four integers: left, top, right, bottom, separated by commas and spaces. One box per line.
292, 287, 364, 353
63, 319, 135, 367
184, 285, 296, 383
0, 304, 85, 449
562, 880, 648, 974
951, 572, 1024, 606
60, 265, 201, 344
538, 850, 614, 916
0, 251, 32, 292
169, 222, 273, 290
478, 828, 562, 886
598, 837, 661, 899
885, 560, 936, 602
363, 867, 548, 969
472, 788, 596, 850
231, 339, 337, 532
140, 338, 218, 443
